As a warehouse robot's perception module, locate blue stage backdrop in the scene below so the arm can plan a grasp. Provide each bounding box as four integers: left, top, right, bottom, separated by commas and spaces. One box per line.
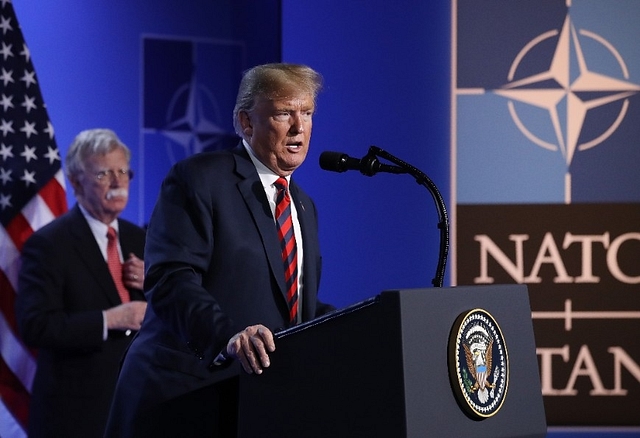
282, 0, 451, 310
13, 0, 280, 227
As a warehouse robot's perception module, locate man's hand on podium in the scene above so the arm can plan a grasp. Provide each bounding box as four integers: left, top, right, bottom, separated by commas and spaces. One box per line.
226, 324, 276, 375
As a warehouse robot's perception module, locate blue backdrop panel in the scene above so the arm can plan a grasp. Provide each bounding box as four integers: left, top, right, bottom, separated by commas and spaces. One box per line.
281, 0, 451, 309
140, 37, 243, 223
13, 0, 280, 224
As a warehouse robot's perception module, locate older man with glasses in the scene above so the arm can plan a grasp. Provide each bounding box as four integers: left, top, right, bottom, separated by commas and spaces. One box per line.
15, 128, 147, 438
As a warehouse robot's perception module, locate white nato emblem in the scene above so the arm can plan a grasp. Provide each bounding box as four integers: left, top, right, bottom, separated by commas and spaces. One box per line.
494, 13, 640, 203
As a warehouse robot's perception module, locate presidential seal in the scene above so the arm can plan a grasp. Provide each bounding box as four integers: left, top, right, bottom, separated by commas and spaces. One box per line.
448, 308, 509, 419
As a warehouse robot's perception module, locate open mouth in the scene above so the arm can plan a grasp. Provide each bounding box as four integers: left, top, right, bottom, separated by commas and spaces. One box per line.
286, 142, 303, 151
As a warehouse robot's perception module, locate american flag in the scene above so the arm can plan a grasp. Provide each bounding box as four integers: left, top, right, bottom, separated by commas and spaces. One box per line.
0, 2, 67, 437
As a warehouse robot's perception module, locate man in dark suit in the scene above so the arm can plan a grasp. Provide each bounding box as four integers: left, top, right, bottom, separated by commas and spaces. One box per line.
16, 129, 147, 438
105, 63, 335, 437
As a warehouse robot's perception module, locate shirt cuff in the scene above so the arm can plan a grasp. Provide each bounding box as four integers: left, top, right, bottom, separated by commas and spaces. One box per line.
213, 350, 230, 366
101, 311, 108, 341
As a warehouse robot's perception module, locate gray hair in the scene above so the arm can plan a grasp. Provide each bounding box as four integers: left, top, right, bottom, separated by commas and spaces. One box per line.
232, 63, 323, 137
65, 128, 131, 179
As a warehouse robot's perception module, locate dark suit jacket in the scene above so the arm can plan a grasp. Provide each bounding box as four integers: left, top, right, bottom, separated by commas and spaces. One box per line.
15, 204, 146, 438
105, 145, 334, 437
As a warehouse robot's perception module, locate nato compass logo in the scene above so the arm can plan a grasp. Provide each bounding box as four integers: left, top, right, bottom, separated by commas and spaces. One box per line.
140, 37, 243, 223
455, 1, 640, 205
448, 309, 508, 420
494, 11, 640, 204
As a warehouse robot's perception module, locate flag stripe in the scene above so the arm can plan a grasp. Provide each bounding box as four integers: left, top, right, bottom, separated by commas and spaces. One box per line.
0, 355, 30, 433
39, 169, 67, 217
0, 225, 21, 292
0, 393, 28, 438
21, 193, 54, 234
0, 305, 36, 391
4, 214, 34, 254
0, 266, 19, 331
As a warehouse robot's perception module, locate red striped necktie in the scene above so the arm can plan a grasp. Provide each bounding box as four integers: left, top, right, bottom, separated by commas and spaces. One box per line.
274, 177, 298, 324
107, 227, 130, 303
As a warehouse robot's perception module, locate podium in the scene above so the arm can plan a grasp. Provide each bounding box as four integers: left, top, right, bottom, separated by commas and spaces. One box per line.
234, 285, 546, 437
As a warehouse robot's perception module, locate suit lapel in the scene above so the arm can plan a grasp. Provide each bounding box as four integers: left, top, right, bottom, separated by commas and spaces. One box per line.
289, 180, 318, 321
68, 206, 123, 306
233, 148, 288, 298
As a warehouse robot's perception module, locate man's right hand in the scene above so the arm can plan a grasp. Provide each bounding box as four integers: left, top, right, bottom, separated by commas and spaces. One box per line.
226, 324, 276, 375
104, 301, 147, 331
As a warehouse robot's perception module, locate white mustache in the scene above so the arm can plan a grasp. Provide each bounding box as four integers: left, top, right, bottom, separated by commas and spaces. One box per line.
106, 188, 128, 200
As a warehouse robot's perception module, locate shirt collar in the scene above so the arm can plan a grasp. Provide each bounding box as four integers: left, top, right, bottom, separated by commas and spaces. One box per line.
243, 139, 291, 188
78, 203, 119, 237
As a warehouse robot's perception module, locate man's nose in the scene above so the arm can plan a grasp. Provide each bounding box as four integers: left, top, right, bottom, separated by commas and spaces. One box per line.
290, 116, 304, 134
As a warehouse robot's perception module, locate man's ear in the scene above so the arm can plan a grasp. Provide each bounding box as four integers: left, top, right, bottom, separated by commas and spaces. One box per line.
68, 175, 83, 197
239, 111, 253, 137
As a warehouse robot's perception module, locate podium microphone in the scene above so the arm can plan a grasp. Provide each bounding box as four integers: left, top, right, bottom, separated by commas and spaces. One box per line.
319, 151, 406, 176
318, 146, 449, 288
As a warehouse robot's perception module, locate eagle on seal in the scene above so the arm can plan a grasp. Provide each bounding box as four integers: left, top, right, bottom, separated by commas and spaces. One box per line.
464, 339, 494, 403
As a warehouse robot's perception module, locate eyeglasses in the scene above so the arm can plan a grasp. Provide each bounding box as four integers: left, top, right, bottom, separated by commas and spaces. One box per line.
93, 169, 134, 184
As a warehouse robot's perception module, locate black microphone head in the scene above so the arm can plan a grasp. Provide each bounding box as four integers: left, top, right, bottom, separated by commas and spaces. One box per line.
319, 151, 349, 172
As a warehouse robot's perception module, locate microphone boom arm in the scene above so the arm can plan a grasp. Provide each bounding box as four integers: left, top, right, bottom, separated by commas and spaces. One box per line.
366, 146, 449, 288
